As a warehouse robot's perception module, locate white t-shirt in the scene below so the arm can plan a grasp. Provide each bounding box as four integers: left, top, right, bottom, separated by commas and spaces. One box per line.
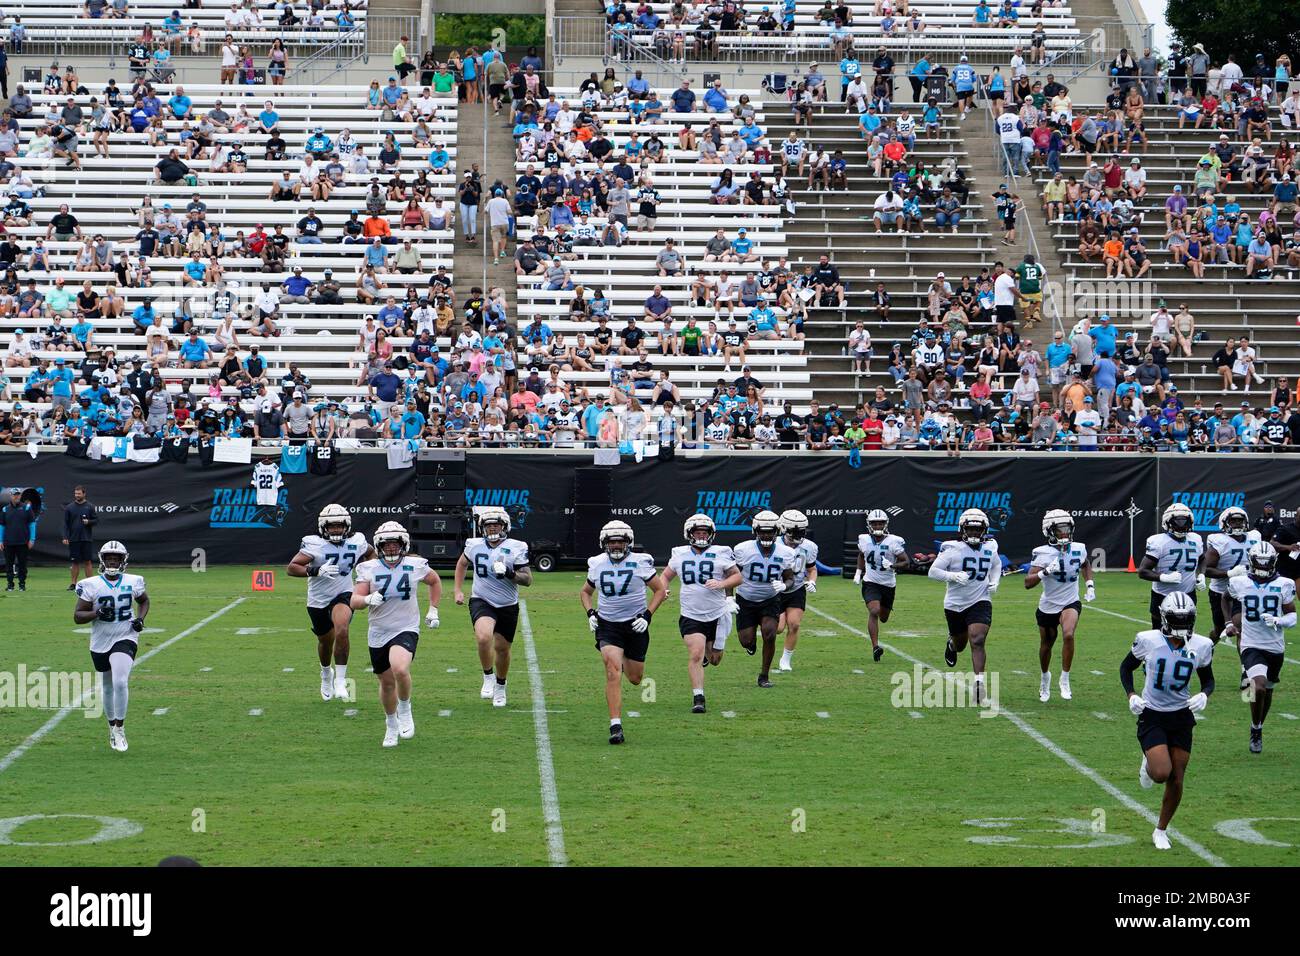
993, 272, 1017, 307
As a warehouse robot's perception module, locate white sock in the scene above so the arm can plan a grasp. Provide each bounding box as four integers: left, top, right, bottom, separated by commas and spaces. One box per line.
1041, 671, 1050, 681
397, 697, 411, 717
781, 650, 793, 663
321, 665, 332, 680
692, 687, 704, 696
334, 664, 347, 683
1060, 671, 1070, 680
385, 712, 399, 729
610, 716, 621, 727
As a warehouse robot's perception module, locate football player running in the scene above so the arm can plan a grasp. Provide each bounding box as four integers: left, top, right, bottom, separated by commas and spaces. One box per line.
854, 509, 907, 662
454, 507, 532, 708
1025, 510, 1094, 702
661, 514, 741, 713
1229, 542, 1296, 753
73, 541, 149, 752
732, 510, 797, 688
776, 510, 818, 673
580, 521, 667, 744
927, 508, 1000, 703
1203, 506, 1260, 644
1120, 592, 1215, 850
350, 522, 442, 748
287, 504, 373, 702
1138, 503, 1205, 630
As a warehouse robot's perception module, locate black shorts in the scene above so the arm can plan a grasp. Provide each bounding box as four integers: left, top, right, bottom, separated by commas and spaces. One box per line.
1240, 646, 1285, 687
595, 617, 650, 663
469, 597, 520, 642
995, 304, 1017, 325
68, 540, 94, 562
1209, 592, 1239, 634
91, 638, 138, 672
1137, 706, 1195, 754
1148, 588, 1196, 627
369, 631, 419, 674
736, 594, 782, 631
944, 600, 993, 635
861, 581, 896, 611
679, 615, 720, 639
778, 587, 807, 613
1036, 601, 1082, 630
308, 592, 353, 636
489, 82, 506, 98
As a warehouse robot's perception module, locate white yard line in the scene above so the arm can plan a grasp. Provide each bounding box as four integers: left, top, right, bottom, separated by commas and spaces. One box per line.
807, 605, 1229, 867
519, 601, 568, 867
0, 597, 246, 776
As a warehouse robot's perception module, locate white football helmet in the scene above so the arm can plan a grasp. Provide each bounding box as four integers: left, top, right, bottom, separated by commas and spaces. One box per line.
1218, 506, 1248, 540
866, 509, 890, 539
1042, 509, 1074, 546
751, 510, 781, 545
1247, 540, 1279, 579
99, 540, 129, 579
318, 503, 352, 545
958, 508, 989, 547
478, 507, 511, 546
1162, 503, 1194, 541
373, 521, 410, 567
683, 513, 716, 548
779, 509, 809, 542
600, 520, 635, 560
1159, 591, 1197, 641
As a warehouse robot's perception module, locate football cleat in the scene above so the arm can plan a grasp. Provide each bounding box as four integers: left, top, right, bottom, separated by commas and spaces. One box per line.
1058, 673, 1072, 701
320, 671, 334, 701
1250, 727, 1263, 754
116, 727, 128, 752
398, 710, 415, 739
108, 727, 121, 752
872, 645, 884, 662
1138, 756, 1153, 789
944, 639, 957, 667
609, 722, 625, 745
778, 658, 793, 672
382, 726, 399, 748
480, 673, 496, 699
333, 678, 350, 701
1151, 828, 1171, 850
1039, 672, 1051, 703
757, 674, 773, 688
742, 638, 757, 656
691, 694, 706, 714
492, 683, 508, 708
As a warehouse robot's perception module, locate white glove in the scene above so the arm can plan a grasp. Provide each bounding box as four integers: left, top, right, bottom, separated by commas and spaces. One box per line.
491, 560, 507, 576
947, 570, 970, 584
425, 607, 440, 629
630, 615, 649, 633
805, 580, 817, 594
1044, 557, 1062, 575
1196, 573, 1207, 592
1261, 613, 1278, 628
852, 569, 863, 585
1128, 694, 1147, 716
771, 580, 787, 594
1158, 571, 1182, 584
1187, 692, 1208, 713
588, 612, 599, 632
1085, 581, 1096, 603
365, 590, 385, 607
1227, 564, 1248, 578
317, 563, 341, 578
723, 597, 739, 616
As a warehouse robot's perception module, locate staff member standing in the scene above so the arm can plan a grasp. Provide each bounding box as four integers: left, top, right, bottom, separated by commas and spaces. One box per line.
62, 485, 98, 589
2, 487, 37, 592
1271, 501, 1300, 588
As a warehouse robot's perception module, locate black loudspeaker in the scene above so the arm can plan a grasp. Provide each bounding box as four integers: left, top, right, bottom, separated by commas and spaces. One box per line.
412, 538, 460, 561
416, 472, 465, 493
575, 468, 612, 504
409, 513, 467, 536
412, 449, 470, 566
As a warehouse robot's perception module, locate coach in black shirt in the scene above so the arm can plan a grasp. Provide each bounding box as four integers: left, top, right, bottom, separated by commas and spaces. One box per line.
1254, 501, 1280, 543
1272, 504, 1300, 582
62, 485, 97, 588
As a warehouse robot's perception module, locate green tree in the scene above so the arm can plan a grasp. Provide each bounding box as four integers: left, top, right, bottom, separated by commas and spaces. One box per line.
1165, 0, 1300, 65
433, 14, 545, 53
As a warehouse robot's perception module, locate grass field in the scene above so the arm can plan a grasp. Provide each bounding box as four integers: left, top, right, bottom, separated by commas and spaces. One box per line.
1, 565, 1297, 867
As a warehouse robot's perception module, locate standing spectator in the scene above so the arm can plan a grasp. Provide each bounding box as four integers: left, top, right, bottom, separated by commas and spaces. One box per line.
2, 487, 37, 591
62, 485, 97, 589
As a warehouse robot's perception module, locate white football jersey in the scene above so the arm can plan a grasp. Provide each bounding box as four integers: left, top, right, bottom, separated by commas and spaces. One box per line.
1131, 629, 1214, 712
668, 544, 738, 621
930, 539, 1001, 611
1144, 532, 1204, 595
298, 532, 369, 607
463, 536, 529, 607
1229, 573, 1295, 653
587, 551, 657, 621
355, 555, 431, 646
1206, 531, 1261, 594
733, 539, 798, 601
858, 533, 907, 586
1030, 542, 1089, 613
252, 461, 283, 506
786, 538, 820, 589
76, 573, 147, 653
